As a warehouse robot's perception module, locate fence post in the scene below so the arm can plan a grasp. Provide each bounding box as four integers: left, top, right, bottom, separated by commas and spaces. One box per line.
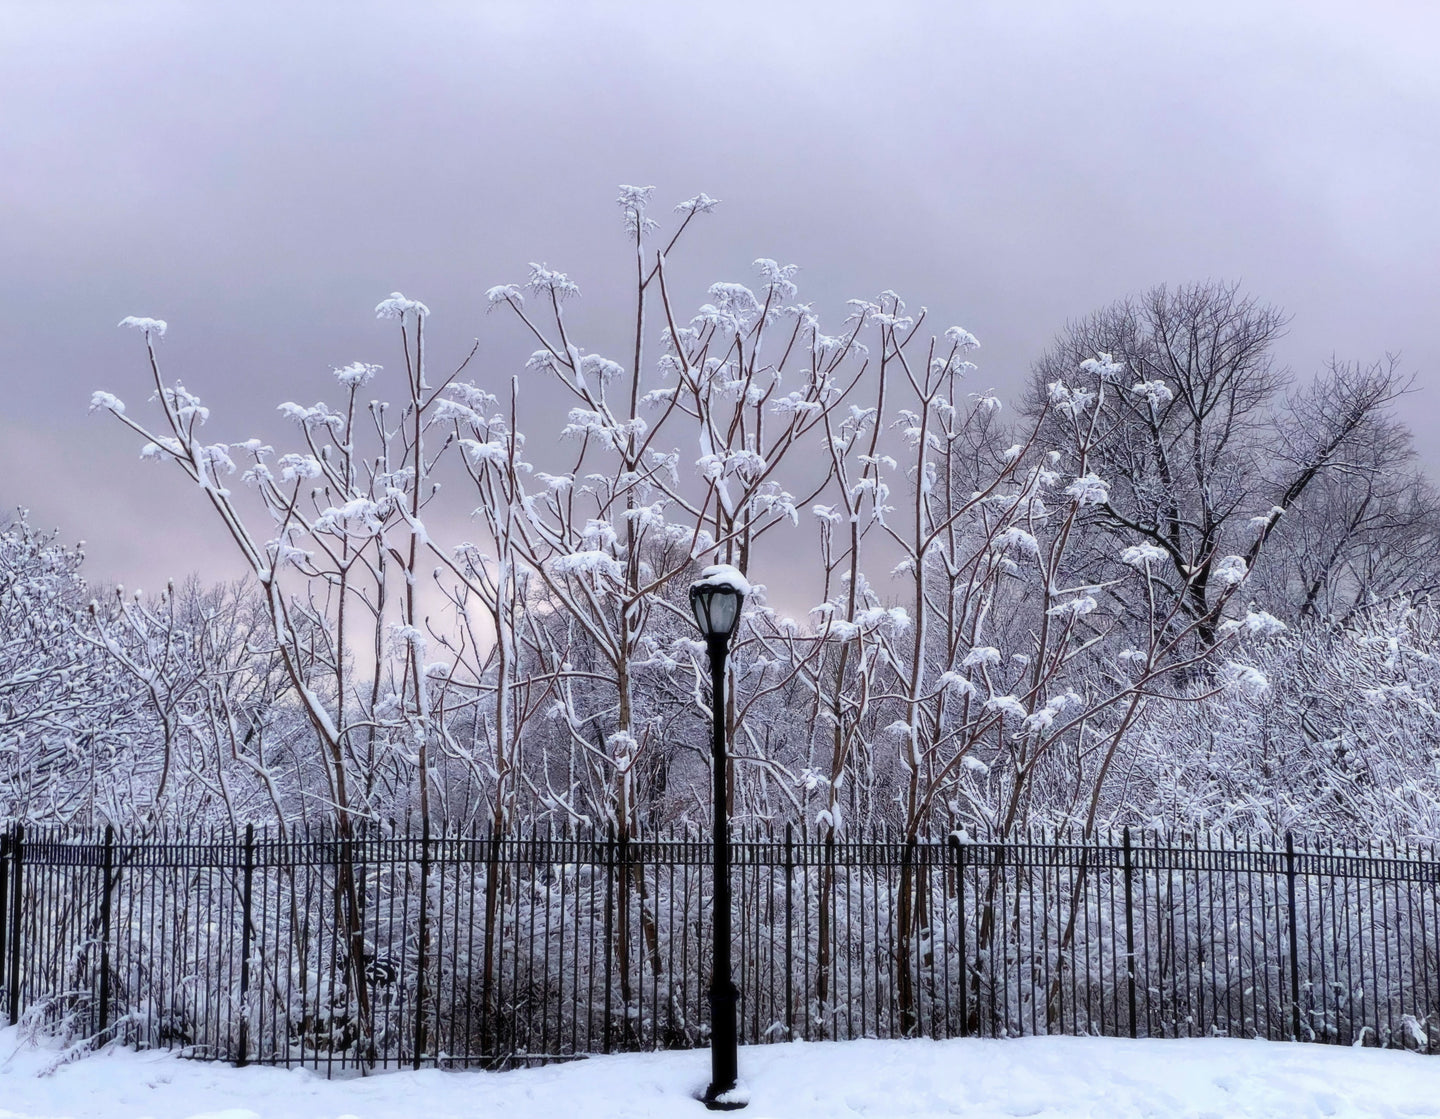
602, 822, 615, 1056
784, 823, 793, 1039
617, 824, 631, 1045
97, 825, 116, 1038
479, 824, 500, 1060
951, 833, 967, 1039
1122, 827, 1137, 1039
237, 824, 256, 1067
1285, 831, 1302, 1041
413, 815, 432, 1070
8, 824, 23, 1026
0, 828, 8, 1024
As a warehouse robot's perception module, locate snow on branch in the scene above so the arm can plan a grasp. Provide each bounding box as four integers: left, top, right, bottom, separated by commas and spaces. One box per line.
118, 315, 167, 338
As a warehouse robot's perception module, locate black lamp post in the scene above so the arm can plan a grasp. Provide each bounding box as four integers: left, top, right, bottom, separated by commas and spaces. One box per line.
689, 565, 747, 1111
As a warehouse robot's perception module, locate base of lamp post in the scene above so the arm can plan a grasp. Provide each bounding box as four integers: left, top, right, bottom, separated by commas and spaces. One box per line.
702, 980, 744, 1110
700, 1086, 748, 1111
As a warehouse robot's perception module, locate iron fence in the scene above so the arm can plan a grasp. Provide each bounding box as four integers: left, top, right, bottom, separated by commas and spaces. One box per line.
1, 823, 1438, 1072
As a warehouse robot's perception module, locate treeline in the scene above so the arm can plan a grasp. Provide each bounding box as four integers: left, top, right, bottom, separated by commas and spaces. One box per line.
7, 188, 1440, 846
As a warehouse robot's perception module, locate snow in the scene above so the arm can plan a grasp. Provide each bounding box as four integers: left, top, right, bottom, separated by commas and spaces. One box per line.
1119, 542, 1167, 567
984, 694, 1028, 720
1222, 659, 1271, 696
88, 391, 125, 415
1221, 610, 1288, 639
1079, 352, 1125, 381
526, 264, 580, 301
485, 284, 524, 309
277, 402, 343, 430
373, 293, 428, 319
333, 362, 379, 388
936, 671, 978, 697
753, 258, 798, 301
553, 550, 624, 581
962, 646, 1001, 668
944, 325, 981, 351
1212, 554, 1249, 587
1065, 473, 1109, 507
579, 353, 625, 384
2, 1029, 1437, 1119
276, 454, 322, 482
1045, 595, 1097, 618
117, 316, 167, 338
1129, 379, 1174, 408
616, 185, 658, 237
693, 563, 750, 595
711, 1082, 751, 1107
674, 192, 720, 216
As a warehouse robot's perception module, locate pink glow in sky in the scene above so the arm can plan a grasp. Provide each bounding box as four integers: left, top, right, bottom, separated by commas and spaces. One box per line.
3, 1, 1437, 588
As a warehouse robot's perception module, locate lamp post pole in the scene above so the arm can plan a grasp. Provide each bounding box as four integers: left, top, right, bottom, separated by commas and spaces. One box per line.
705, 629, 740, 1109
689, 565, 748, 1111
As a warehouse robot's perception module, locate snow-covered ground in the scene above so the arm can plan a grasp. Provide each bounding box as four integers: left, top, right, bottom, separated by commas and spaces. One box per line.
1, 1029, 1435, 1119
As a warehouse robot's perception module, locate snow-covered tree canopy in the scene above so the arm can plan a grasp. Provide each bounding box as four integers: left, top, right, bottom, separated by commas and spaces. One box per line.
4, 190, 1422, 847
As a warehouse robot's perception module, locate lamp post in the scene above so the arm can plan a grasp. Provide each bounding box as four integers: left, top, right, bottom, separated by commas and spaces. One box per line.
689, 564, 749, 1111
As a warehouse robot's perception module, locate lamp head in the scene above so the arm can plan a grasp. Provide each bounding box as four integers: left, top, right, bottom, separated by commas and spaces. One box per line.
688, 564, 750, 641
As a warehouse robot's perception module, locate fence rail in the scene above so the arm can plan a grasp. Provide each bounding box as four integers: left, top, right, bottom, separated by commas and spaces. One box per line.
1, 823, 1437, 1072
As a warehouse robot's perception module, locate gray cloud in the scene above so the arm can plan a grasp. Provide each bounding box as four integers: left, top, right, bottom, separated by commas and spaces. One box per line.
2, 0, 1437, 586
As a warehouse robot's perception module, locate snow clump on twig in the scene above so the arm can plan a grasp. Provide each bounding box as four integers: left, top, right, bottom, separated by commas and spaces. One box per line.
1066, 474, 1109, 506
375, 292, 429, 319
334, 362, 380, 388
1120, 543, 1168, 567
1211, 555, 1249, 587
118, 316, 167, 338
1221, 661, 1270, 697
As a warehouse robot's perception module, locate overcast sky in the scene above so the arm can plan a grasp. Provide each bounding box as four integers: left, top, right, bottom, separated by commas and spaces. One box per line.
3, 0, 1438, 589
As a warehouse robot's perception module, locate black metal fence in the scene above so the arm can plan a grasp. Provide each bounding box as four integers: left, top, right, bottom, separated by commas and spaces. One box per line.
2, 823, 1438, 1072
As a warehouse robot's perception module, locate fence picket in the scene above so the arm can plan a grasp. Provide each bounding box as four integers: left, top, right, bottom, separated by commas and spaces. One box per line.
1286, 831, 1302, 1041
0, 827, 8, 1024
6, 824, 20, 1027
96, 826, 115, 1038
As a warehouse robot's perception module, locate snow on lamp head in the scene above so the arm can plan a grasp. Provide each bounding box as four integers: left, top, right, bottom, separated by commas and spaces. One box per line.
689, 564, 750, 641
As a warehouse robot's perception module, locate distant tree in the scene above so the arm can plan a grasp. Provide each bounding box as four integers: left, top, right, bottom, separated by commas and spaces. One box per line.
1253, 388, 1440, 620
83, 577, 309, 829
1027, 282, 1408, 638
1131, 602, 1440, 842
0, 511, 141, 822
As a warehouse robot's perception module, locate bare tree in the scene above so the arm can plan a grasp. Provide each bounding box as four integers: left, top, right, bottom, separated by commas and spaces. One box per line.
0, 512, 144, 822
1028, 283, 1407, 639
1255, 361, 1440, 620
